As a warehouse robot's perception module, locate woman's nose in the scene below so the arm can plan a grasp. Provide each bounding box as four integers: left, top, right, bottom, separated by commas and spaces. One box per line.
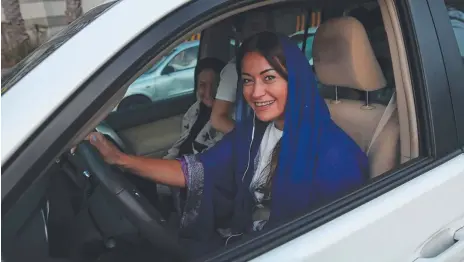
251, 82, 266, 98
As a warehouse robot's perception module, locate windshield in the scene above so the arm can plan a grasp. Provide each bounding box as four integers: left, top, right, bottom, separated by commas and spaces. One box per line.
1, 1, 117, 95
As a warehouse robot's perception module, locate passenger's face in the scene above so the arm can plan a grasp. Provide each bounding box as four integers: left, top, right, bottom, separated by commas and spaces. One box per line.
197, 69, 218, 107
242, 52, 287, 128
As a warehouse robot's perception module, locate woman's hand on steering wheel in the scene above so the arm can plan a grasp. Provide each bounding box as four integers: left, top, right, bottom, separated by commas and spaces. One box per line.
86, 132, 126, 165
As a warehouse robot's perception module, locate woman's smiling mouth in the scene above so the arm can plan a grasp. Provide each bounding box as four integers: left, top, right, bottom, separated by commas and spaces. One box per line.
254, 100, 276, 107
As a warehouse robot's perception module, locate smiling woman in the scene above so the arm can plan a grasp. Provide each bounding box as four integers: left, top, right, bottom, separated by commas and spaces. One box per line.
241, 49, 288, 130
86, 31, 368, 259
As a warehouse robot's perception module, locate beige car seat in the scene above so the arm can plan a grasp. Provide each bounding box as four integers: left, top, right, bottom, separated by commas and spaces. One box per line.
312, 16, 400, 177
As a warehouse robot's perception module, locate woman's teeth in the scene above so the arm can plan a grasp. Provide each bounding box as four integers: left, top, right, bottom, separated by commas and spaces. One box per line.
255, 100, 275, 107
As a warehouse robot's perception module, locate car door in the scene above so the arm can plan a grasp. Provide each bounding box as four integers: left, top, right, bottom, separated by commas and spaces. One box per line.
2, 0, 464, 261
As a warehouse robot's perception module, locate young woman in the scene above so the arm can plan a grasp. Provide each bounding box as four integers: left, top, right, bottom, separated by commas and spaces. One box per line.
163, 57, 226, 159
87, 31, 368, 257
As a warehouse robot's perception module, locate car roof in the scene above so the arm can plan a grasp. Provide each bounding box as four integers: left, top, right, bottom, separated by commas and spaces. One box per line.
1, 0, 189, 164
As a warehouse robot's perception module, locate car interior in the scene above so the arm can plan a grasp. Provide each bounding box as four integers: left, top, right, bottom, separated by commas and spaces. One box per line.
1, 0, 421, 261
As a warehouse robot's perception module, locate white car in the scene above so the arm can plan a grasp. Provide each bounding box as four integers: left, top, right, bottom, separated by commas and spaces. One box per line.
2, 0, 464, 261
119, 40, 199, 111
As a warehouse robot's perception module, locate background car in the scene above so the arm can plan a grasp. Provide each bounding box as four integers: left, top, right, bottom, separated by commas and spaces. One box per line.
118, 40, 199, 111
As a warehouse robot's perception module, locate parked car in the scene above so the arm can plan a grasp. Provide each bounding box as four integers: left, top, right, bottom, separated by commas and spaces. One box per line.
119, 40, 199, 111
2, 0, 464, 262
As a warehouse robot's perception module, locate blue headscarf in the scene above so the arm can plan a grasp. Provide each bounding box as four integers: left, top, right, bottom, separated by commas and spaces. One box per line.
180, 33, 368, 247
268, 35, 368, 224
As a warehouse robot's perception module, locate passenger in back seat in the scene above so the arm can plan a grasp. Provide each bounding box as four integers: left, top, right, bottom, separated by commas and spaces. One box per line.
211, 9, 275, 134
163, 58, 225, 160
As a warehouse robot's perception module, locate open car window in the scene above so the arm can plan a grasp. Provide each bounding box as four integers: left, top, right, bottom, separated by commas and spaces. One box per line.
1, 1, 117, 95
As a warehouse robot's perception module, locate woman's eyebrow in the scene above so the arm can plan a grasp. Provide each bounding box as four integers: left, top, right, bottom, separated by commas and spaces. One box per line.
260, 68, 275, 75
241, 68, 276, 76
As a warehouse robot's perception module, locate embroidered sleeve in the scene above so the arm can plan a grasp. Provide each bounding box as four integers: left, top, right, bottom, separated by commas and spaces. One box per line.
177, 155, 205, 228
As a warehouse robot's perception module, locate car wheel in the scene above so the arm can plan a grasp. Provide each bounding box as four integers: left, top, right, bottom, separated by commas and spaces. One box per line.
117, 95, 151, 111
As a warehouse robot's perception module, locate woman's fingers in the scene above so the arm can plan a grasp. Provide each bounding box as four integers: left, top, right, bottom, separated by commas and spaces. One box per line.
87, 132, 107, 151
84, 132, 124, 165
86, 132, 100, 143
70, 132, 99, 154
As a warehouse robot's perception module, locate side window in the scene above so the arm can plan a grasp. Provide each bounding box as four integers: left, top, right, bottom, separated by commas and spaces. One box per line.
290, 30, 316, 64
117, 41, 200, 112
290, 12, 320, 65
444, 1, 464, 63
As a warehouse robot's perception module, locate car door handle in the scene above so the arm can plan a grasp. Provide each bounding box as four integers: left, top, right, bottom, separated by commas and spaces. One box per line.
414, 227, 464, 262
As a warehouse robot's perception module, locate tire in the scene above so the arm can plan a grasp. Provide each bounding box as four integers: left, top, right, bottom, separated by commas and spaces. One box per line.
117, 95, 151, 112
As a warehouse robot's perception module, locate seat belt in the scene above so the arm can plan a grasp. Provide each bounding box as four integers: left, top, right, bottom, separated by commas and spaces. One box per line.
367, 91, 396, 154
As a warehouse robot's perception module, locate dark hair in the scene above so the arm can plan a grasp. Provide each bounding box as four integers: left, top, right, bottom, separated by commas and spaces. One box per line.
237, 31, 287, 80
194, 57, 226, 95
237, 31, 287, 190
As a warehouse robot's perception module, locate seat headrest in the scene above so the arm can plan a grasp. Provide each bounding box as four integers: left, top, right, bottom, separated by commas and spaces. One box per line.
312, 17, 386, 92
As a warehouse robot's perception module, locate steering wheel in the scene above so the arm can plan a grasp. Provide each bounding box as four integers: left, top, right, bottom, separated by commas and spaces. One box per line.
95, 122, 184, 217
94, 121, 134, 155
75, 140, 185, 260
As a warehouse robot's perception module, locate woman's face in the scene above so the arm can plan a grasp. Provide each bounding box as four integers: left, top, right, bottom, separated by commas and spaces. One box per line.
242, 52, 287, 127
197, 69, 218, 107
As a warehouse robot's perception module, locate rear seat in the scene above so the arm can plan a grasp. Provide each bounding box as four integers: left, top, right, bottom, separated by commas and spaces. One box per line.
312, 16, 400, 177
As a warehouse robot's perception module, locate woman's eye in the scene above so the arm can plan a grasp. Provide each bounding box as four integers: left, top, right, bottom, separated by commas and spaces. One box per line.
242, 79, 253, 85
264, 75, 276, 82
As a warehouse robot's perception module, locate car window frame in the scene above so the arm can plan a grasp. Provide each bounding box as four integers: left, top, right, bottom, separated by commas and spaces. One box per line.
426, 0, 464, 148
1, 0, 461, 261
